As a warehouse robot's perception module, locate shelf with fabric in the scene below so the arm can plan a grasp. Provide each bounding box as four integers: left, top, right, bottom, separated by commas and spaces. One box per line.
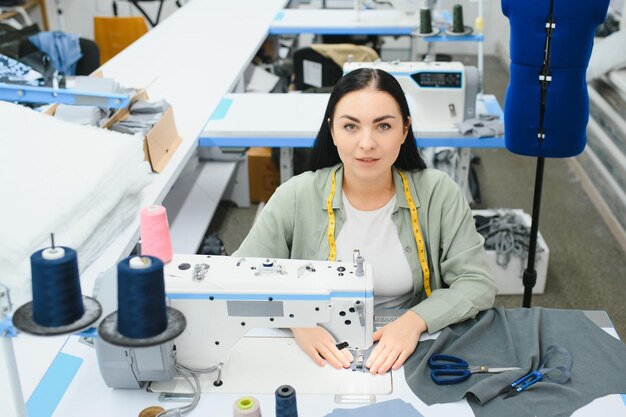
0, 0, 49, 30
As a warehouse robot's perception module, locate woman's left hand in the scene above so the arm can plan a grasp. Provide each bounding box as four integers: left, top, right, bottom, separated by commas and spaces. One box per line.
365, 311, 427, 375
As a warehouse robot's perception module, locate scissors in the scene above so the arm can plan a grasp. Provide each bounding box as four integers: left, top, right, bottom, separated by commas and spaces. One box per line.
428, 354, 521, 385
499, 345, 572, 398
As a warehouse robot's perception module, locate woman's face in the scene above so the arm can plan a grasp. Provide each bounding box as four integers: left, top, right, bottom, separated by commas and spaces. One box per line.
329, 88, 410, 183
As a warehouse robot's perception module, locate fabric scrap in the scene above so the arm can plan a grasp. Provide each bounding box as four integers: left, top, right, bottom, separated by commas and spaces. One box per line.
324, 399, 424, 417
403, 307, 626, 417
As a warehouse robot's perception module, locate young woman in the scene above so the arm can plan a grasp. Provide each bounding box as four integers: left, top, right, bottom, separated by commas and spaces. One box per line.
233, 68, 496, 375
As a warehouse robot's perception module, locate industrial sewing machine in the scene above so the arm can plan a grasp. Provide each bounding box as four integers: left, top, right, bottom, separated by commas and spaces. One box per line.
343, 61, 480, 133
94, 254, 379, 393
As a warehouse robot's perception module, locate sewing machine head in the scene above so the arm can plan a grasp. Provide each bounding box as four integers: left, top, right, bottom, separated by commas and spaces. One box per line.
164, 255, 374, 369
94, 255, 374, 388
343, 61, 479, 133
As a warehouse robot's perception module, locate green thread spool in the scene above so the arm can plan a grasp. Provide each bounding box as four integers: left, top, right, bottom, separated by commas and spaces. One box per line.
234, 396, 261, 417
420, 8, 433, 34
452, 4, 465, 33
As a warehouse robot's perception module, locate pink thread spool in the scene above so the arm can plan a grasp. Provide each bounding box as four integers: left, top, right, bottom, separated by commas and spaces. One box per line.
233, 396, 262, 417
140, 205, 173, 263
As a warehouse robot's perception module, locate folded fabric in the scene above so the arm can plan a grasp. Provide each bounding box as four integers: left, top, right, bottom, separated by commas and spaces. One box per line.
0, 101, 150, 306
70, 76, 133, 100
110, 99, 170, 135
403, 307, 626, 417
130, 99, 169, 114
324, 399, 424, 417
54, 104, 107, 126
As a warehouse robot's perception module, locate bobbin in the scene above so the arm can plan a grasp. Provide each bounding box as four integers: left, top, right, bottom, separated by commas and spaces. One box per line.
414, 26, 441, 37
98, 307, 186, 347
444, 25, 473, 36
12, 296, 102, 336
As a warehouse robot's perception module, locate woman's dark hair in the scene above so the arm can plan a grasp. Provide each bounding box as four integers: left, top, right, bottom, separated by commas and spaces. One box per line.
305, 68, 427, 172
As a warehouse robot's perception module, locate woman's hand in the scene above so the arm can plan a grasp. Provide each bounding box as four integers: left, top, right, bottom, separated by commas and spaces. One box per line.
291, 327, 354, 369
366, 311, 427, 375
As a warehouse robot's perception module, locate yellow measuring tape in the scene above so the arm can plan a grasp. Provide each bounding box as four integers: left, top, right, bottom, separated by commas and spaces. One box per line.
326, 168, 431, 297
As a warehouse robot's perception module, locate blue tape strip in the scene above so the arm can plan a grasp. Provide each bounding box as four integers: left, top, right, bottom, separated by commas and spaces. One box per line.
167, 291, 373, 301
209, 98, 233, 121
26, 352, 83, 417
0, 317, 18, 337
74, 327, 98, 338
621, 394, 626, 406
274, 11, 284, 21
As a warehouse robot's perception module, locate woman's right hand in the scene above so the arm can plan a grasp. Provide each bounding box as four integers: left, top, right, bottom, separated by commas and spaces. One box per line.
291, 327, 353, 369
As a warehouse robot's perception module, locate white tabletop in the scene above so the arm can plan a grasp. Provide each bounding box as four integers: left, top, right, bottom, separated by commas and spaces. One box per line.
200, 93, 505, 148
270, 8, 420, 35
15, 317, 626, 417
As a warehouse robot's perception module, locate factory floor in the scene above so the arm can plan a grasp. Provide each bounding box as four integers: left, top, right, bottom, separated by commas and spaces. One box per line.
204, 55, 626, 339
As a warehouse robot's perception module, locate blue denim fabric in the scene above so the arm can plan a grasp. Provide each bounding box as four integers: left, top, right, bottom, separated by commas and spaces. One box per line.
28, 31, 82, 76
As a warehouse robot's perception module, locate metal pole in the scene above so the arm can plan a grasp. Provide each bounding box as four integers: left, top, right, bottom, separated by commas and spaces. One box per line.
522, 157, 545, 308
0, 338, 27, 417
0, 285, 26, 417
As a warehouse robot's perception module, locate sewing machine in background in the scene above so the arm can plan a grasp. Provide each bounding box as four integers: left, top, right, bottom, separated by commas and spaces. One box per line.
94, 255, 391, 396
343, 61, 480, 134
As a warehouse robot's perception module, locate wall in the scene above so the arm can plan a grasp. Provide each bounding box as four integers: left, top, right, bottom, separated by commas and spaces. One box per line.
28, 0, 511, 65
32, 0, 183, 38
489, 0, 510, 68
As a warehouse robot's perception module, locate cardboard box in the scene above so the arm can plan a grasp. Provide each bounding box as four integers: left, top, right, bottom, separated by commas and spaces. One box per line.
473, 209, 549, 295
247, 147, 280, 203
46, 81, 181, 173
103, 90, 181, 173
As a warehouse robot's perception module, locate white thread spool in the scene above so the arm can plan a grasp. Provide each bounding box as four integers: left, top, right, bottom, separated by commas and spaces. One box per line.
233, 396, 262, 417
42, 247, 65, 260
129, 256, 152, 269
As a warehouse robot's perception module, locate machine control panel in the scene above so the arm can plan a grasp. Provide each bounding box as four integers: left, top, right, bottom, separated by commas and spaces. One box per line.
411, 71, 462, 88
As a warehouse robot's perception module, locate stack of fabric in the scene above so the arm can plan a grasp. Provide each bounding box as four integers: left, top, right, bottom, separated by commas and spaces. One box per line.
0, 101, 151, 306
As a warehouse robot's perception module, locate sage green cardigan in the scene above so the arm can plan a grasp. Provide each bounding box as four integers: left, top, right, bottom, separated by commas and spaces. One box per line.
233, 164, 496, 333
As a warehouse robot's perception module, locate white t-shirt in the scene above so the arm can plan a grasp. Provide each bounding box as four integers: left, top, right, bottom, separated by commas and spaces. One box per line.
336, 194, 413, 308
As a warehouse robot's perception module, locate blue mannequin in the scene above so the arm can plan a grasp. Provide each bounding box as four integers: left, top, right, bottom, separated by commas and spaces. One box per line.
502, 0, 610, 157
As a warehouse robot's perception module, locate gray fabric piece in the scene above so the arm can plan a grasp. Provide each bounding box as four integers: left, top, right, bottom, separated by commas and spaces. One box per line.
126, 113, 161, 122
130, 99, 169, 114
403, 307, 626, 417
110, 99, 169, 135
324, 399, 424, 416
109, 123, 140, 135
457, 118, 505, 137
